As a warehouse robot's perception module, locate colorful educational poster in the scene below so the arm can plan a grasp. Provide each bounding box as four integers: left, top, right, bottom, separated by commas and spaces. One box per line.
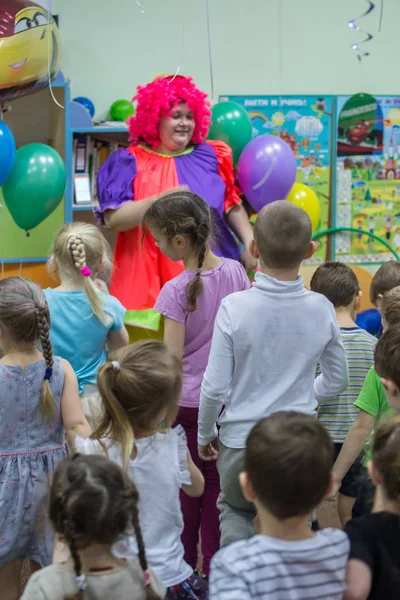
220, 95, 334, 263
335, 94, 400, 264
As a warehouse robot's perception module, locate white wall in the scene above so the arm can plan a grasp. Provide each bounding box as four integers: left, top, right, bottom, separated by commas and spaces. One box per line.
54, 0, 400, 119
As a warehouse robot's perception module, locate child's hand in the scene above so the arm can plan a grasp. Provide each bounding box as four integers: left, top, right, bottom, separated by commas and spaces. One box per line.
240, 244, 258, 273
94, 278, 110, 294
198, 439, 218, 461
326, 478, 341, 501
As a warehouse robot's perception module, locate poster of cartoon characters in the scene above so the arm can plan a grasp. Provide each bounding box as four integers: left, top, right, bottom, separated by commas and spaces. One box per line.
335, 94, 400, 263
220, 95, 333, 263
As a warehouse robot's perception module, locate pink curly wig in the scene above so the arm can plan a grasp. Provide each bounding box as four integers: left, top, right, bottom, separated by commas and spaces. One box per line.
128, 75, 212, 148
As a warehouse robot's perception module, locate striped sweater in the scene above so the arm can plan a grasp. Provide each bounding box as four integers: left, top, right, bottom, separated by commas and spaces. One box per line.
317, 327, 377, 442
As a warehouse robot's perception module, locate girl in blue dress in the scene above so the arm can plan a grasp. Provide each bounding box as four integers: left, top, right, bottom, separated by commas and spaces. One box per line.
0, 277, 91, 600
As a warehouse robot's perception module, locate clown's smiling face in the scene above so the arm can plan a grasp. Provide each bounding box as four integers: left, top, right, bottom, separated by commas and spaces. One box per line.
158, 102, 195, 154
0, 1, 61, 90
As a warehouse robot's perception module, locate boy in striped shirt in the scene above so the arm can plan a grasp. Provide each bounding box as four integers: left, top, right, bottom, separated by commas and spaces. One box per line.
311, 262, 377, 526
209, 413, 349, 600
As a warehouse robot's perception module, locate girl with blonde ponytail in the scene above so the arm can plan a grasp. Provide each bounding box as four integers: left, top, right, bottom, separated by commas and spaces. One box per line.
0, 277, 91, 600
44, 222, 128, 430
75, 341, 208, 600
143, 191, 250, 576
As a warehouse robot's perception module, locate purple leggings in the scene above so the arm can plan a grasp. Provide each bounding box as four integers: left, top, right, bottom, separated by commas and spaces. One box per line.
176, 406, 220, 576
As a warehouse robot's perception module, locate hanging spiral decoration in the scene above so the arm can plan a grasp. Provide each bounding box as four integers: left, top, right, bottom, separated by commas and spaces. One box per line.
348, 1, 375, 61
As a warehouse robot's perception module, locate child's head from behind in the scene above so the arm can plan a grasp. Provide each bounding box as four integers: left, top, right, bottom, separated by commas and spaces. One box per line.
96, 340, 183, 466
242, 412, 333, 520
50, 454, 160, 600
144, 191, 212, 311
310, 262, 360, 313
253, 201, 314, 271
0, 276, 55, 418
380, 286, 400, 331
370, 261, 400, 308
370, 416, 400, 504
51, 222, 110, 323
374, 324, 400, 412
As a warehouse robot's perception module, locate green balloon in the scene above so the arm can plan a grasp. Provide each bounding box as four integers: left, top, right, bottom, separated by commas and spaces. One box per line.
208, 101, 252, 163
110, 99, 135, 122
2, 143, 66, 232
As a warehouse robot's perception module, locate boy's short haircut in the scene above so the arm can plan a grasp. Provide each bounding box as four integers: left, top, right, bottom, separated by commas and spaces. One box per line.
254, 201, 312, 269
370, 261, 400, 305
374, 324, 400, 389
380, 286, 400, 327
245, 412, 333, 520
310, 262, 360, 307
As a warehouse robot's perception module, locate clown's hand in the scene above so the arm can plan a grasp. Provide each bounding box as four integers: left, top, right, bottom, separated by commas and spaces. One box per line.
240, 245, 258, 273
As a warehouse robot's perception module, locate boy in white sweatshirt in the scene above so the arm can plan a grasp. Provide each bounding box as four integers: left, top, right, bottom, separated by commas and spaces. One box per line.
198, 200, 349, 547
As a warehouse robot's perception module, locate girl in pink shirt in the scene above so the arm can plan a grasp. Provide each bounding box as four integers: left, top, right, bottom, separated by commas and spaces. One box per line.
144, 191, 250, 577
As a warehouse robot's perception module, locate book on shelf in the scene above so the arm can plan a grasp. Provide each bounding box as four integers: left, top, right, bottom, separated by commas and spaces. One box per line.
73, 137, 127, 206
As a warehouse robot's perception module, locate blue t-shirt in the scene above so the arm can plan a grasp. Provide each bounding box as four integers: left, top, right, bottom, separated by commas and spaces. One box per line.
43, 288, 126, 393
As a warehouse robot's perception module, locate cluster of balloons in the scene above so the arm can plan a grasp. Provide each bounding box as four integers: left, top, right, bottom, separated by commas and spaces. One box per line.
207, 101, 321, 231
0, 122, 66, 233
73, 97, 135, 123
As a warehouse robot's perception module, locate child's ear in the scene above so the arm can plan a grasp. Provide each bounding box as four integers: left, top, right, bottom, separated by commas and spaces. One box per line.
239, 472, 256, 503
173, 234, 188, 250
250, 239, 259, 260
304, 240, 317, 260
354, 290, 362, 312
368, 461, 382, 487
381, 377, 400, 399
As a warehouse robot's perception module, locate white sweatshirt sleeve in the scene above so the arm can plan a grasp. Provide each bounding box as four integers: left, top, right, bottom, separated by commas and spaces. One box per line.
198, 302, 234, 446
313, 305, 349, 402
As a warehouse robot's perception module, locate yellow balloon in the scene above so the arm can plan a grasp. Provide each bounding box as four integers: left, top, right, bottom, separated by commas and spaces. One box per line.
286, 183, 321, 232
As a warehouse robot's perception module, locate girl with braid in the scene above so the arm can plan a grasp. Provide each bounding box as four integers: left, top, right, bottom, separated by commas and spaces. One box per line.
143, 192, 250, 577
21, 455, 165, 600
0, 277, 91, 600
75, 341, 207, 599
44, 222, 128, 430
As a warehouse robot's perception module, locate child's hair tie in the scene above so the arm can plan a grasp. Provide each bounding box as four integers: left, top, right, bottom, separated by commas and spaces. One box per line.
44, 367, 53, 381
195, 267, 202, 276
76, 573, 87, 592
80, 266, 91, 277
143, 569, 152, 587
111, 360, 120, 371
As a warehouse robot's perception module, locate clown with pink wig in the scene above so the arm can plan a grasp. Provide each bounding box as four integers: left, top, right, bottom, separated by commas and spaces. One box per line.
95, 75, 254, 341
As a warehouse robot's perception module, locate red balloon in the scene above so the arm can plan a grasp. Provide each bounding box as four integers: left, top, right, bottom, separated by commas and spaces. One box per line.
0, 0, 61, 104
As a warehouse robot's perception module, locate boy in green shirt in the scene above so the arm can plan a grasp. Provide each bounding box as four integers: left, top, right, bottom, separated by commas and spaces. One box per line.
331, 287, 400, 516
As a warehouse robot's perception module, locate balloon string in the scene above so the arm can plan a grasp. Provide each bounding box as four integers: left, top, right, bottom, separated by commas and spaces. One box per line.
136, 0, 145, 13
378, 0, 383, 31
47, 0, 64, 108
18, 260, 23, 277
169, 0, 185, 83
205, 0, 215, 102
277, 0, 283, 85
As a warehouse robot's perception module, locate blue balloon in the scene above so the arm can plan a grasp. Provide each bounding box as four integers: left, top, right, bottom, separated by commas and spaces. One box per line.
356, 308, 382, 336
73, 96, 95, 118
0, 122, 16, 186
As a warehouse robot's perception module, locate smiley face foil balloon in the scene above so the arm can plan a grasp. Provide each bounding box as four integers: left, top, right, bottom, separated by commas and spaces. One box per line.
0, 0, 61, 103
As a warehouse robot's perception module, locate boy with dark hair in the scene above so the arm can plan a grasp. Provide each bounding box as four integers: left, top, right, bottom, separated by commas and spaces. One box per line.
311, 262, 377, 525
209, 412, 349, 600
331, 287, 400, 516
198, 201, 348, 546
369, 261, 400, 307
374, 322, 400, 412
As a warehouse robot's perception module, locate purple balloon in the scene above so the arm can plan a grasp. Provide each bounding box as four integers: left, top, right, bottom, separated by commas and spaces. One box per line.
237, 134, 297, 213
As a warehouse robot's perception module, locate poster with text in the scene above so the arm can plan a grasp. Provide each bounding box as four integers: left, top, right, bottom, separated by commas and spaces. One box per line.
221, 95, 333, 264
335, 94, 400, 264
